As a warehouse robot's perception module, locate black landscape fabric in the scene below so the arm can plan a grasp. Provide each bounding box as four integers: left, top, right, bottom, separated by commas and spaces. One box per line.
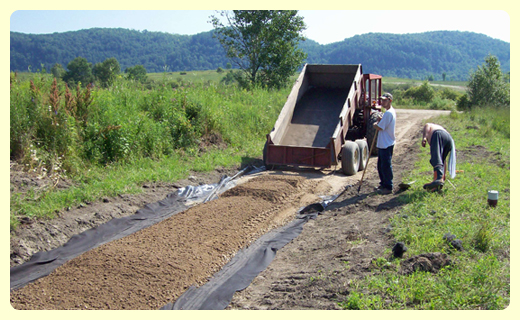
163, 208, 320, 310
10, 183, 218, 290
11, 165, 330, 310
10, 165, 258, 291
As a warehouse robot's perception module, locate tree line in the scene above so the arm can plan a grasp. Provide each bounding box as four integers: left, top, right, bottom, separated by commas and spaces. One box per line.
49, 56, 148, 88
10, 27, 509, 81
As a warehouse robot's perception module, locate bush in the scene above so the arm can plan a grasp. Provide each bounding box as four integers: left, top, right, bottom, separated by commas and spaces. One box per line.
430, 96, 455, 110
457, 93, 471, 110
404, 81, 435, 103
467, 55, 510, 107
439, 88, 461, 101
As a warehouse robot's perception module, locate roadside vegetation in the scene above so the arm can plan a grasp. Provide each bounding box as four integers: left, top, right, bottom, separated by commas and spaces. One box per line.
337, 56, 510, 310
10, 71, 289, 230
338, 106, 510, 310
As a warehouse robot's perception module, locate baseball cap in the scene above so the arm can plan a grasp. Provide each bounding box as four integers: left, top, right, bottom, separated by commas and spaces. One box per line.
381, 93, 393, 100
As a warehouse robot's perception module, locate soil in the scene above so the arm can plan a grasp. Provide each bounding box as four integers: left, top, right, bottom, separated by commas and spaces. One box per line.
10, 109, 452, 310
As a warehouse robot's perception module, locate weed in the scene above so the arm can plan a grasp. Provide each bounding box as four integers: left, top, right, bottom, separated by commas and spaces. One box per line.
474, 222, 493, 252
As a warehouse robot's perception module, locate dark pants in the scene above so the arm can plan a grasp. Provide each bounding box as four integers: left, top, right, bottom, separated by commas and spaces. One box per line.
377, 145, 394, 190
429, 130, 452, 174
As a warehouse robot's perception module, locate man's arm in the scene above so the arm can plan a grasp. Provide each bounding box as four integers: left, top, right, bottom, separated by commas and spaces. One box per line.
373, 113, 384, 131
421, 124, 430, 147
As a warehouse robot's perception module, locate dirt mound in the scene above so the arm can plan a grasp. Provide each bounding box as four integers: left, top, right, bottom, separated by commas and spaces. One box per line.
10, 175, 333, 310
399, 253, 452, 274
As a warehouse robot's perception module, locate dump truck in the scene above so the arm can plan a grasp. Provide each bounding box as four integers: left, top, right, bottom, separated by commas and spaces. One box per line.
263, 64, 384, 175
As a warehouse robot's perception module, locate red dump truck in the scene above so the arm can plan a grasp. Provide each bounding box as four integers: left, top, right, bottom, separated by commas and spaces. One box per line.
263, 64, 383, 175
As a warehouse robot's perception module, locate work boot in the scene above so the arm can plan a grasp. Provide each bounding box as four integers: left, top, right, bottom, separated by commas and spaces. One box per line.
423, 166, 444, 190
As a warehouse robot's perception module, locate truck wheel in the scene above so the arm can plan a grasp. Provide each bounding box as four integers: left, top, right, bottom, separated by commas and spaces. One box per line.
355, 139, 369, 171
341, 141, 360, 176
366, 111, 383, 156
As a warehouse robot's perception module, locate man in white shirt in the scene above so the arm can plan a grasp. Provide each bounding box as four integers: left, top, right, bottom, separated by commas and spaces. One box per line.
373, 93, 396, 194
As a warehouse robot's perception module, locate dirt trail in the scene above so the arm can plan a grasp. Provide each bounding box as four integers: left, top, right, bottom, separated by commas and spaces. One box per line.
10, 109, 450, 310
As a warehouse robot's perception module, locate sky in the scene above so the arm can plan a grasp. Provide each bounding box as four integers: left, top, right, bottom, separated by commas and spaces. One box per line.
9, 10, 511, 44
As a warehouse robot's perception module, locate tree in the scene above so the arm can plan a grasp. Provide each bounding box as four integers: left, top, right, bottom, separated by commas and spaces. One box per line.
210, 10, 307, 89
93, 57, 121, 87
467, 55, 510, 107
125, 65, 148, 83
63, 57, 94, 87
51, 63, 66, 80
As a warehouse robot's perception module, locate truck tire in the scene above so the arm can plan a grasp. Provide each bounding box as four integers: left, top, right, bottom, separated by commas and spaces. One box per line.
366, 111, 383, 156
341, 141, 360, 176
355, 139, 369, 171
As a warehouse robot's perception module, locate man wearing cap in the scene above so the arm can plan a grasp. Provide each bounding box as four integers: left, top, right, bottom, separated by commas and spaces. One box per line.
421, 123, 456, 190
373, 93, 396, 194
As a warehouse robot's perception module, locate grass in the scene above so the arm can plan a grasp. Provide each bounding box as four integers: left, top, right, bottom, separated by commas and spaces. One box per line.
10, 72, 290, 230
148, 69, 230, 84
338, 106, 510, 310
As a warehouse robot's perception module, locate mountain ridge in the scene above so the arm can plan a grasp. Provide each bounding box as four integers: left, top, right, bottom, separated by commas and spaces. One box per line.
10, 28, 510, 81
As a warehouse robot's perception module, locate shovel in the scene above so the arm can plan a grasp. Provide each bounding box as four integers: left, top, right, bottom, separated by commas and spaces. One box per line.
398, 180, 416, 191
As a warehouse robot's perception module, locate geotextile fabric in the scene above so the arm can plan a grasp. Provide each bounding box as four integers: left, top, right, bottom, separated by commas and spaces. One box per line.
163, 205, 322, 310
11, 165, 333, 311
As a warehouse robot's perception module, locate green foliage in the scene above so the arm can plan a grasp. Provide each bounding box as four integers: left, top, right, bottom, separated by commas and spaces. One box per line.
10, 73, 289, 228
10, 29, 509, 81
63, 57, 94, 87
51, 63, 66, 79
474, 222, 493, 253
210, 10, 307, 89
125, 65, 148, 83
220, 71, 237, 85
304, 31, 509, 81
457, 93, 471, 110
340, 107, 509, 310
429, 96, 455, 110
403, 81, 435, 103
467, 55, 510, 108
92, 57, 121, 87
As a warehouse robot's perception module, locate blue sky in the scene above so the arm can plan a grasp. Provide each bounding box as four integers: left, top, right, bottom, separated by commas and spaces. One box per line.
10, 10, 511, 44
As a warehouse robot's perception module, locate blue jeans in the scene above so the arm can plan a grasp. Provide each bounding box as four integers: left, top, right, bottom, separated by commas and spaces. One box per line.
377, 145, 394, 190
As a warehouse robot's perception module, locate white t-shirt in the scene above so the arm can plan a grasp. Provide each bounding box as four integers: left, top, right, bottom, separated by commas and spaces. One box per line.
376, 107, 396, 149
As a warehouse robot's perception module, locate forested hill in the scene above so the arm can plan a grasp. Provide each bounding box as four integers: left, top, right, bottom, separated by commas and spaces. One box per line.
10, 28, 509, 81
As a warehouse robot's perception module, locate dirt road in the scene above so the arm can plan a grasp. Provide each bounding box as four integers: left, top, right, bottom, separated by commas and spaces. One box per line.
10, 109, 450, 310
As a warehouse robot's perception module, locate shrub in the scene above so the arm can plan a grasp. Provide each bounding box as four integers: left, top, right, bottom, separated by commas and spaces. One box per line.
430, 96, 455, 110
467, 55, 510, 107
403, 81, 435, 103
457, 93, 471, 110
439, 88, 461, 101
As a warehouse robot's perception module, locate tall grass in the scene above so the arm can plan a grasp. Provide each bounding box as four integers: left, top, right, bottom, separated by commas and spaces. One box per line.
339, 106, 510, 310
10, 72, 289, 229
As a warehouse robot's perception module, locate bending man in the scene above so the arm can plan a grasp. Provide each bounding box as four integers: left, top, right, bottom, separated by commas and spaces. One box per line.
421, 123, 456, 190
